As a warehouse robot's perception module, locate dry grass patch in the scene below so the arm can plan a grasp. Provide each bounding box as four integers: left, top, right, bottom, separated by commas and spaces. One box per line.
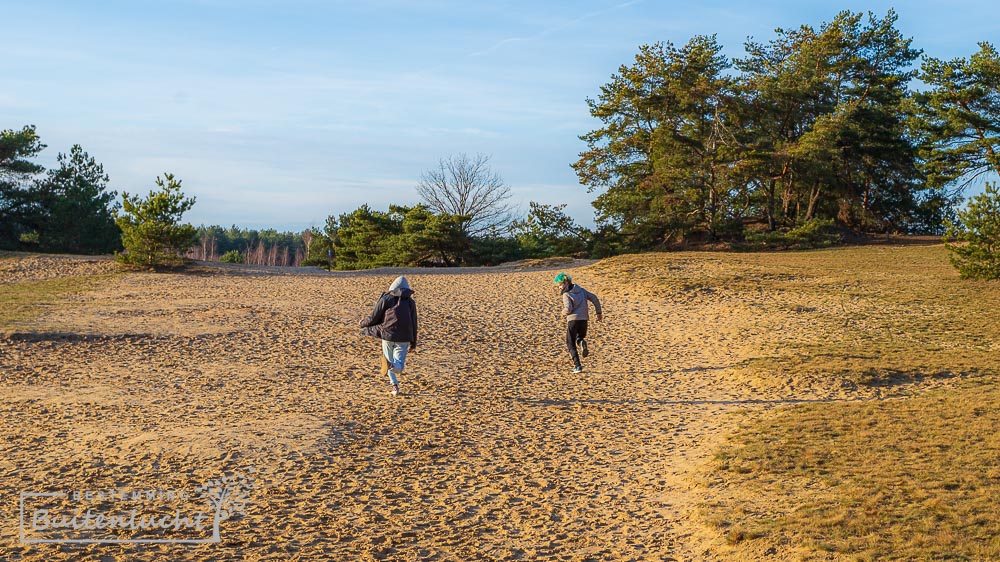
585, 245, 1000, 557
587, 245, 998, 391
0, 273, 116, 329
707, 377, 1000, 560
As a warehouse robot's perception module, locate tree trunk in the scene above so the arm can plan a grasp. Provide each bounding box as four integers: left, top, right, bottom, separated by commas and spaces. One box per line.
805, 180, 822, 221
766, 179, 777, 231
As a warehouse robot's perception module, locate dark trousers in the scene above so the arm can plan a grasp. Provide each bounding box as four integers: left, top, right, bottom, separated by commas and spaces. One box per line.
566, 319, 589, 367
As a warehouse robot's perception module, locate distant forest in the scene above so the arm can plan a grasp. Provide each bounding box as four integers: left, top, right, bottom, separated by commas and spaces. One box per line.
2, 9, 998, 267
186, 226, 306, 267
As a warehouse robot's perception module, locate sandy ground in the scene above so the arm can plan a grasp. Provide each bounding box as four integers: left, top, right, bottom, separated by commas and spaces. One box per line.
0, 254, 955, 561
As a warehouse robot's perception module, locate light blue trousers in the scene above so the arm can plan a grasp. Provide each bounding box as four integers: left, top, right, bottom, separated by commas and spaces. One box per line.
382, 340, 409, 385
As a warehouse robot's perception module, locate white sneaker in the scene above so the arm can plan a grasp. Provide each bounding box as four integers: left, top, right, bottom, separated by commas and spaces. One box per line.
391, 384, 400, 396
572, 366, 583, 374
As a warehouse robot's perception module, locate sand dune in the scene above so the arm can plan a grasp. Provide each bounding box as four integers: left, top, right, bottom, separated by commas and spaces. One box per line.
0, 253, 955, 560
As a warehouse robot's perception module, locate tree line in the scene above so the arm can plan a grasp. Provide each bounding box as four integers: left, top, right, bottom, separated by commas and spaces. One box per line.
0, 127, 582, 267
573, 10, 1000, 252
303, 202, 578, 269
298, 153, 593, 269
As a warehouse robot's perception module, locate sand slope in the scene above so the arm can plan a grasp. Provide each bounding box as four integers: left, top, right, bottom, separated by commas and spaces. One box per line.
0, 254, 954, 560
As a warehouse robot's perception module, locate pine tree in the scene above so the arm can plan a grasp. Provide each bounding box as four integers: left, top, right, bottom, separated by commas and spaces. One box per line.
0, 125, 46, 248
115, 174, 197, 267
37, 145, 121, 254
945, 183, 1000, 280
916, 42, 1000, 189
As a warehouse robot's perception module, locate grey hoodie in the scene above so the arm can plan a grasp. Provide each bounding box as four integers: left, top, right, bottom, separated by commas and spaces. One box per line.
562, 284, 602, 321
388, 275, 410, 292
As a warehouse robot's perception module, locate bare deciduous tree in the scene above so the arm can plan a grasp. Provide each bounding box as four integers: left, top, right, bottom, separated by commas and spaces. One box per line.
416, 153, 513, 235
301, 229, 314, 255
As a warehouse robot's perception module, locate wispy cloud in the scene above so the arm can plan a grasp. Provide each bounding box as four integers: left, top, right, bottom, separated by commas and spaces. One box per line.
470, 0, 645, 57
0, 94, 27, 110
470, 37, 529, 57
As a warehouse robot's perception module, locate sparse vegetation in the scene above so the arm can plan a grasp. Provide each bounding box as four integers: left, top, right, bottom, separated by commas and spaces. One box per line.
591, 244, 997, 387
707, 378, 1000, 559
620, 243, 1000, 560
0, 274, 114, 328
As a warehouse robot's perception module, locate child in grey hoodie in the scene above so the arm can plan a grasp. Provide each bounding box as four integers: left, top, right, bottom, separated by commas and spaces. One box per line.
554, 272, 602, 373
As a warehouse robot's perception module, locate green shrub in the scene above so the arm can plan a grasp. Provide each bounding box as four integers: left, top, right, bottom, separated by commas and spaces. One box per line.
741, 219, 842, 250
945, 182, 1000, 280
220, 250, 244, 264
19, 231, 39, 246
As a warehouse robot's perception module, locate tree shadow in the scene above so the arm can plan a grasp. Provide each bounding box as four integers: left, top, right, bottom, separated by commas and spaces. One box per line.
3, 331, 156, 343
509, 396, 858, 408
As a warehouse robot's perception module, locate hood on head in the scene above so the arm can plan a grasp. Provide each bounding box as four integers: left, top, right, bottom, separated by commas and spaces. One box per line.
388, 275, 411, 295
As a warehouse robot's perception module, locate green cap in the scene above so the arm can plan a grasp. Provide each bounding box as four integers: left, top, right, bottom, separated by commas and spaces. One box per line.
553, 272, 571, 284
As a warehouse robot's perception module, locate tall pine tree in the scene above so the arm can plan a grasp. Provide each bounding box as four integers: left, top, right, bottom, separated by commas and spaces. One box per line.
36, 145, 122, 254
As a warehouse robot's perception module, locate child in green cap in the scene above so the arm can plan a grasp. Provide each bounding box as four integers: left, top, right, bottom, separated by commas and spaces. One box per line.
554, 272, 603, 373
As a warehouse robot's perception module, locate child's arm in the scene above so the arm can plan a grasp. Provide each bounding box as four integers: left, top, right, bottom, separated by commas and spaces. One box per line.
587, 290, 603, 321
410, 300, 418, 350
359, 293, 389, 327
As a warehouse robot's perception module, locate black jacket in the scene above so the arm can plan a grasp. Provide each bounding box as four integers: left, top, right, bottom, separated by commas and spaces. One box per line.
360, 288, 418, 346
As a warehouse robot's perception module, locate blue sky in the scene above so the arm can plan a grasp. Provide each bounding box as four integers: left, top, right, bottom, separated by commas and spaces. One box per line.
3, 0, 998, 231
